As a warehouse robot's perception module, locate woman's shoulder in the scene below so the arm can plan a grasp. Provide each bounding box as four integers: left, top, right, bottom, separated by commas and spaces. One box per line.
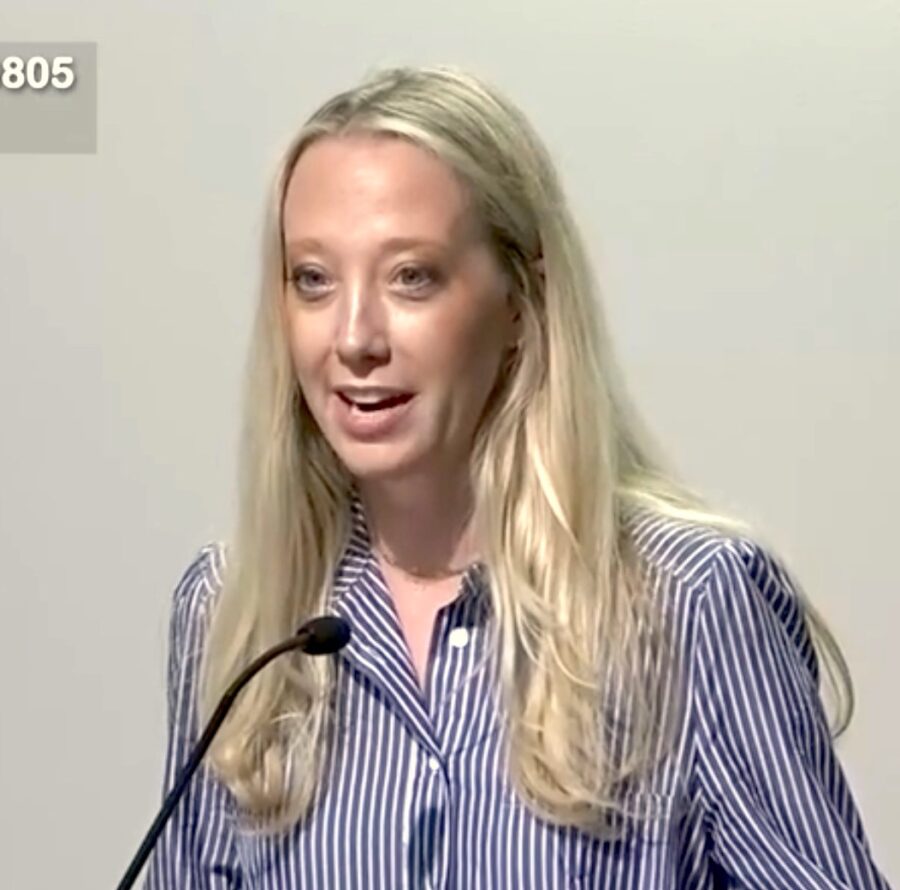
168, 541, 229, 647
621, 504, 815, 675
621, 504, 808, 628
622, 503, 789, 595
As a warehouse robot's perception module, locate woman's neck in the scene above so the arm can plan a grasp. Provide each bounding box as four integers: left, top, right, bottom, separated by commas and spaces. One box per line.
356, 473, 480, 579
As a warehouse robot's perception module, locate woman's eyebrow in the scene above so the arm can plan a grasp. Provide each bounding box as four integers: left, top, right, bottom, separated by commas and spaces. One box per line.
283, 236, 329, 254
378, 236, 451, 252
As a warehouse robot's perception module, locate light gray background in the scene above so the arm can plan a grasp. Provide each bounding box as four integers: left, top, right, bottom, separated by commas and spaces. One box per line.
0, 2, 896, 887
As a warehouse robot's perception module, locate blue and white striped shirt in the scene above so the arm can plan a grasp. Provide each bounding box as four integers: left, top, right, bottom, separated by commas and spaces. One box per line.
145, 495, 891, 889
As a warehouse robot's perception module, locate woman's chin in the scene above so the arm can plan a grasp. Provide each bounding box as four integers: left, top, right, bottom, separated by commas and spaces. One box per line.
335, 443, 423, 481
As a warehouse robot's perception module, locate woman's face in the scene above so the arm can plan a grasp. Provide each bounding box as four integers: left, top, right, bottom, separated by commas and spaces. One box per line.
281, 133, 518, 483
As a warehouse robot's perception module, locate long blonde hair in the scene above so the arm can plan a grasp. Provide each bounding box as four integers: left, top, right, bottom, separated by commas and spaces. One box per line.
199, 64, 852, 833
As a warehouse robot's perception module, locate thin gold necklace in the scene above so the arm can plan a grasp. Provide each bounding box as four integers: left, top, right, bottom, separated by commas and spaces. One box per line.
375, 545, 470, 580
373, 506, 477, 580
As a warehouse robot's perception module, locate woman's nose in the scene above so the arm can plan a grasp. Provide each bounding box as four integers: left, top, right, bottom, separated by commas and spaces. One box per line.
334, 284, 390, 367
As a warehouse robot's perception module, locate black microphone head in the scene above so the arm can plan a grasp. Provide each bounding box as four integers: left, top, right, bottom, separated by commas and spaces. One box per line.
299, 615, 351, 655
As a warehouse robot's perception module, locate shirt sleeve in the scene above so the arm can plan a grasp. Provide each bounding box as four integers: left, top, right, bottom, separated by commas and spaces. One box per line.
143, 545, 244, 890
691, 539, 892, 889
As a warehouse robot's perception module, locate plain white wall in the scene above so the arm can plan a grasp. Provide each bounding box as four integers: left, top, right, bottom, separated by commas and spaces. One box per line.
1, 2, 896, 886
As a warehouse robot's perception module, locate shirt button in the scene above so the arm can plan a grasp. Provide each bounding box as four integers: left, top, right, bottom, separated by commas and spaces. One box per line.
448, 627, 470, 649
427, 756, 441, 772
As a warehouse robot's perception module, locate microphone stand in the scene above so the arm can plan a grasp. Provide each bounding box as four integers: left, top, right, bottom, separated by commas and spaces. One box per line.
116, 616, 350, 890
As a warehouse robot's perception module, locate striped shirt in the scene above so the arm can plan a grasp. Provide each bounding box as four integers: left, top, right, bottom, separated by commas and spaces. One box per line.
144, 494, 891, 889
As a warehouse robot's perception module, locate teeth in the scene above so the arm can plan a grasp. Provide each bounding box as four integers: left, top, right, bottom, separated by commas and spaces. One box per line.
340, 392, 408, 405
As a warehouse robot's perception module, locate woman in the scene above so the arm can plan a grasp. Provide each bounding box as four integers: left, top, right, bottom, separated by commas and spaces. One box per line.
146, 66, 891, 888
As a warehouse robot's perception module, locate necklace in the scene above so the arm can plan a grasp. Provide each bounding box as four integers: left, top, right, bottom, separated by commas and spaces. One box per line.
375, 545, 471, 580
369, 502, 478, 581
373, 510, 475, 582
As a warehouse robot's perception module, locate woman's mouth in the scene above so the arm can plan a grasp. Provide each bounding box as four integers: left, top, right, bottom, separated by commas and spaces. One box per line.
337, 392, 414, 413
332, 391, 416, 440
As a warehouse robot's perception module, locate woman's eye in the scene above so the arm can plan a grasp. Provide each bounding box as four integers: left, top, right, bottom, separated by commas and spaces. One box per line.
289, 266, 330, 297
394, 265, 437, 292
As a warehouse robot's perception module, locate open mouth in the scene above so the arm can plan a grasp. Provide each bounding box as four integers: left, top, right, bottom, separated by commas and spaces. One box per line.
337, 393, 414, 413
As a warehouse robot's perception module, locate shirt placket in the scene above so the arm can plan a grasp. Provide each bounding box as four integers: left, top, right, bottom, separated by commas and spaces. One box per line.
419, 572, 493, 890
333, 559, 485, 889
331, 505, 495, 890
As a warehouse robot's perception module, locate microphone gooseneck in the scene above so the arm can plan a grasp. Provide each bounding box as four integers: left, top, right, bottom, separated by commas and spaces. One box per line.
116, 615, 351, 890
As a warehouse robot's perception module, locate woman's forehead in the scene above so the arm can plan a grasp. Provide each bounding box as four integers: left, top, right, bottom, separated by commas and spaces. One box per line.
282, 134, 482, 248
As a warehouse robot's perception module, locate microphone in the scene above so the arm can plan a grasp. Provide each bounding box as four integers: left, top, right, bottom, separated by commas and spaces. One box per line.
116, 615, 351, 890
